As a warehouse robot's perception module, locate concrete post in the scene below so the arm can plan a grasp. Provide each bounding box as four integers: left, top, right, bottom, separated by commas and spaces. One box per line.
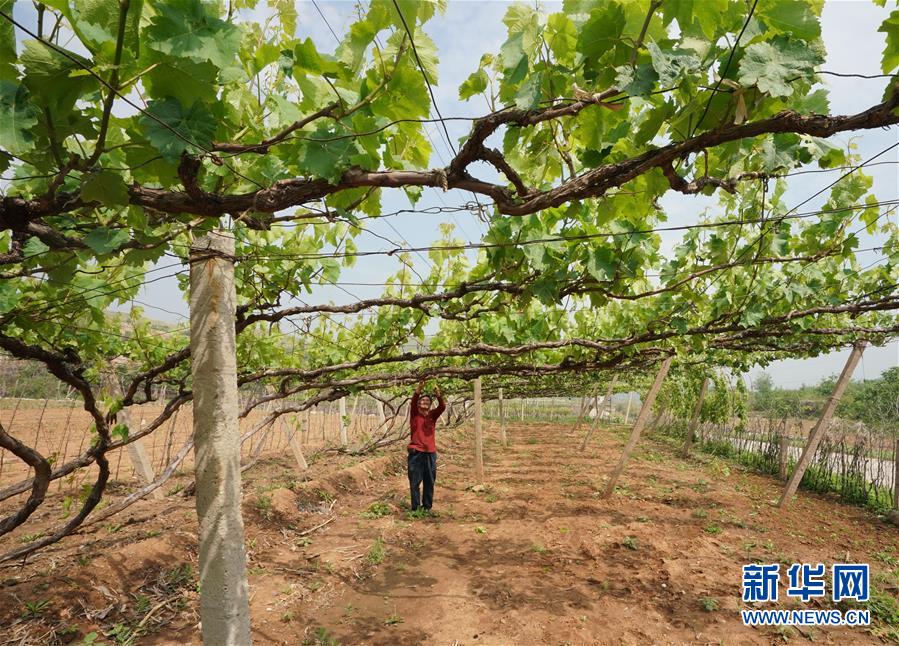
581, 376, 617, 450
624, 392, 634, 424
474, 378, 484, 485
893, 438, 899, 512
573, 393, 590, 433
682, 377, 709, 457
118, 409, 163, 500
778, 343, 866, 508
282, 418, 308, 472
338, 397, 347, 447
189, 231, 252, 646
602, 357, 672, 499
102, 370, 162, 499
778, 429, 790, 480
888, 438, 899, 525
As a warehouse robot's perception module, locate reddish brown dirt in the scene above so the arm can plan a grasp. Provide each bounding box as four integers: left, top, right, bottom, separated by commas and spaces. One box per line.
1, 421, 897, 645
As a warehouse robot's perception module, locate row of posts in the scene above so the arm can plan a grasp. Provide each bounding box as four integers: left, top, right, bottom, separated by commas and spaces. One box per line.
180, 232, 897, 645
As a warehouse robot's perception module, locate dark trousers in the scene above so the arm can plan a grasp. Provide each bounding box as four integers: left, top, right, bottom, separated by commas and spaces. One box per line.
407, 450, 437, 510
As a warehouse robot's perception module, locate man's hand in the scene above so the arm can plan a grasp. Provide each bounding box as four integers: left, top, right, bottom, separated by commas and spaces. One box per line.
434, 383, 442, 398
415, 380, 425, 394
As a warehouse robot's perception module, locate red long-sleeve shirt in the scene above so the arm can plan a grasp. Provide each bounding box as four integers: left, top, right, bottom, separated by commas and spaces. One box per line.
408, 391, 446, 453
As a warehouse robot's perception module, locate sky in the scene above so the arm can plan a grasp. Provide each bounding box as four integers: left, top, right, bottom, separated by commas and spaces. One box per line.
6, 0, 899, 388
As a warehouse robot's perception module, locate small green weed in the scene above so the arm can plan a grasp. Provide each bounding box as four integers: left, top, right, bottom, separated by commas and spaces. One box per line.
621, 536, 639, 550
302, 627, 339, 646
21, 599, 51, 618
699, 597, 718, 612
704, 523, 723, 535
255, 494, 273, 520
367, 538, 386, 565
362, 501, 392, 518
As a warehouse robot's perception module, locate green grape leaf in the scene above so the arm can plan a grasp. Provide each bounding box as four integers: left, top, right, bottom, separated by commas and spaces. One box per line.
22, 237, 49, 258
515, 72, 542, 108
139, 98, 216, 163
143, 58, 219, 105
459, 69, 488, 100
0, 81, 39, 154
81, 171, 130, 207
758, 0, 821, 41
70, 0, 144, 57
737, 36, 823, 98
586, 247, 617, 282
577, 2, 626, 64
0, 280, 21, 314
879, 10, 899, 73
84, 227, 131, 255
0, 0, 15, 80
111, 423, 129, 442
615, 64, 658, 97
500, 31, 528, 82
20, 40, 94, 113
647, 41, 700, 88
302, 125, 364, 183
145, 0, 241, 70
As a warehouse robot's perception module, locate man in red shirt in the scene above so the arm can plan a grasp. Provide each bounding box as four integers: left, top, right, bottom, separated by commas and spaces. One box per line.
408, 380, 446, 512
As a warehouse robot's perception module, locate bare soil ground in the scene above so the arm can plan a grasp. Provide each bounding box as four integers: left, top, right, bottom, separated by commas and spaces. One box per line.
1, 421, 897, 645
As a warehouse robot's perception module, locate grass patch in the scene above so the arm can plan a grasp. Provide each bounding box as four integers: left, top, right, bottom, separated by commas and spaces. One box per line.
21, 599, 51, 619
302, 627, 339, 646
362, 501, 392, 518
699, 596, 718, 612
254, 494, 273, 520
367, 538, 386, 565
621, 536, 639, 550
384, 613, 403, 626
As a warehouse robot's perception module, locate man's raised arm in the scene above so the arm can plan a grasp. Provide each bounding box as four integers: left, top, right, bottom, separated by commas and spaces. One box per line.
432, 383, 446, 418
410, 380, 424, 419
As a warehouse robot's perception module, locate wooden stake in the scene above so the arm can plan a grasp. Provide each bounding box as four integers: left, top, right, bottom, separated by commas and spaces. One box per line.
778, 343, 866, 508
602, 357, 673, 498
682, 377, 708, 457
473, 377, 484, 485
